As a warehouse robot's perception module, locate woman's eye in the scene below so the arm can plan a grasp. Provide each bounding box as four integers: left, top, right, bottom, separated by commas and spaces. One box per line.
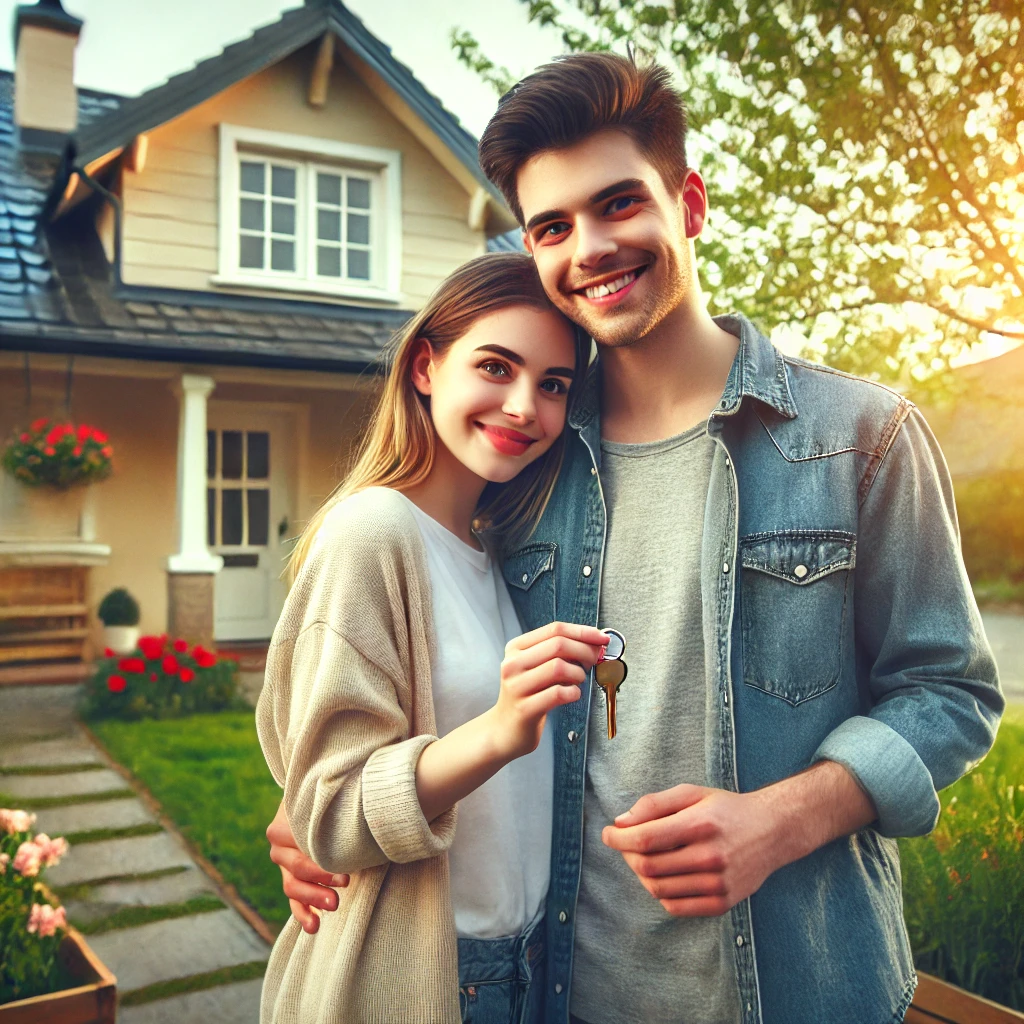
540, 379, 568, 395
480, 361, 510, 378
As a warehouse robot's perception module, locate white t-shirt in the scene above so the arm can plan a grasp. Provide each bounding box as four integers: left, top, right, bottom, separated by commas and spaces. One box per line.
404, 496, 553, 940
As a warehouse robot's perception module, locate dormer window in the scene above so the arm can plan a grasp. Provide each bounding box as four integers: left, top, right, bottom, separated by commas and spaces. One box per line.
215, 125, 401, 302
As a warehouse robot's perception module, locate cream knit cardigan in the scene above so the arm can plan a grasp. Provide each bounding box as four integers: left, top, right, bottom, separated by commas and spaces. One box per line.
256, 488, 461, 1024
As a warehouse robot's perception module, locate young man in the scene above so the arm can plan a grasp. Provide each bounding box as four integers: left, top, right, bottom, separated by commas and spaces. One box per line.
267, 54, 1002, 1024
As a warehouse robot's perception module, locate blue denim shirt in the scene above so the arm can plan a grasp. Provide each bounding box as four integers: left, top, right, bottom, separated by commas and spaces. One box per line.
499, 315, 1003, 1024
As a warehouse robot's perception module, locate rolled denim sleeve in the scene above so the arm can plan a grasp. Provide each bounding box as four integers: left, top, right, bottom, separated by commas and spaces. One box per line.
812, 404, 1003, 837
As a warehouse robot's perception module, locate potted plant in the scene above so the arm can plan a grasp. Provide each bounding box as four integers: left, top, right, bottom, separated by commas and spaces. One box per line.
0, 809, 116, 1023
96, 589, 140, 655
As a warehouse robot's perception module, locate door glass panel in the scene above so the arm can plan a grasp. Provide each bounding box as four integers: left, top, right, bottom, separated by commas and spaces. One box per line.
348, 248, 370, 280
271, 165, 297, 198
222, 490, 243, 546
247, 432, 269, 479
222, 431, 243, 479
317, 246, 341, 277
271, 202, 295, 235
347, 177, 371, 209
248, 489, 270, 546
347, 212, 370, 246
240, 198, 264, 231
207, 487, 216, 547
318, 208, 341, 242
206, 431, 216, 479
318, 172, 342, 205
271, 239, 295, 272
239, 161, 265, 194
239, 235, 263, 269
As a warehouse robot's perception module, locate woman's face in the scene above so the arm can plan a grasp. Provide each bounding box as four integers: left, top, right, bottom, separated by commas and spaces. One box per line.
413, 305, 578, 484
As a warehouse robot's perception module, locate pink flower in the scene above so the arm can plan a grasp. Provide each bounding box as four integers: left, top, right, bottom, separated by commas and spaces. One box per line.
0, 808, 37, 835
33, 833, 68, 868
13, 840, 43, 877
27, 903, 66, 938
0, 853, 9, 875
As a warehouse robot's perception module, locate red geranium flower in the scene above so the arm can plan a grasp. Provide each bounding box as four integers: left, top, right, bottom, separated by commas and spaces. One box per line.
100, 446, 113, 458
19, 432, 30, 443
161, 654, 179, 674
44, 427, 63, 446
76, 424, 91, 442
43, 446, 55, 456
92, 429, 109, 444
103, 647, 115, 658
118, 657, 145, 674
30, 417, 49, 432
107, 674, 127, 693
179, 668, 195, 684
150, 672, 158, 682
192, 645, 217, 669
139, 636, 164, 661
173, 638, 189, 653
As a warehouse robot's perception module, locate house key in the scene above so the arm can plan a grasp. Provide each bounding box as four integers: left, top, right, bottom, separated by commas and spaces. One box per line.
595, 628, 627, 739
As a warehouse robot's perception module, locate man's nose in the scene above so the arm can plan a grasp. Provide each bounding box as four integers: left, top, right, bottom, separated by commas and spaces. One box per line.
572, 216, 618, 270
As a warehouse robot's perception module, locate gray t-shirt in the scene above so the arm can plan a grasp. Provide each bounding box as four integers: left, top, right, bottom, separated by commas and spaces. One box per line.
570, 424, 741, 1024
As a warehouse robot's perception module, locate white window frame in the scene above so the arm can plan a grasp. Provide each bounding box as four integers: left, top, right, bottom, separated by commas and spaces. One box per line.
214, 124, 402, 303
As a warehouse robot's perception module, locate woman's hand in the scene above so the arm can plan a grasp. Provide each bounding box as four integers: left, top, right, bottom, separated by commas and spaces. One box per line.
489, 621, 608, 761
267, 800, 349, 934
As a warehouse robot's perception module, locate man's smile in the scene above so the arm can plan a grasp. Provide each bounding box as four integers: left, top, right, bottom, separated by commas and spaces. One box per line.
572, 265, 648, 307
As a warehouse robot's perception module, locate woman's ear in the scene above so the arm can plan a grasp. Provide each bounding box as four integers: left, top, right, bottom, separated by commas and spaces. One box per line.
410, 338, 434, 396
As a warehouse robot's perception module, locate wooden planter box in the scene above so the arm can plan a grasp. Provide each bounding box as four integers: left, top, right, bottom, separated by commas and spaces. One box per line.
0, 927, 116, 1024
908, 971, 1024, 1024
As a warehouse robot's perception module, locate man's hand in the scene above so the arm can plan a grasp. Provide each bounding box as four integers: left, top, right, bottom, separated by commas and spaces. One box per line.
603, 762, 876, 918
267, 800, 349, 934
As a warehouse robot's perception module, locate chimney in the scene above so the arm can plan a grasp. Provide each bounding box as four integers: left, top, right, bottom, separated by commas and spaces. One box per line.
13, 0, 83, 148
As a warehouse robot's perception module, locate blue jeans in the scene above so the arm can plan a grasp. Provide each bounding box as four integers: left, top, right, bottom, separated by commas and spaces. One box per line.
457, 914, 546, 1024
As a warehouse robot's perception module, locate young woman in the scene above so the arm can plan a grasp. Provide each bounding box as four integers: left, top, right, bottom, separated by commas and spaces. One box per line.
255, 252, 609, 1024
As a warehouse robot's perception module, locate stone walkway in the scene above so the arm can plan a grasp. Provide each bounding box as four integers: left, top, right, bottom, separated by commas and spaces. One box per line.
0, 684, 269, 1022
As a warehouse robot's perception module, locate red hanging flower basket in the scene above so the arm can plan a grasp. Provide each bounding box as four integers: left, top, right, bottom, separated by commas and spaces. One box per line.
1, 418, 113, 489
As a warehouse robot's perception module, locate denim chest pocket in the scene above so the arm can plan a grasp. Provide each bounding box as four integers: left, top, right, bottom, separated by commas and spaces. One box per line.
739, 530, 855, 705
501, 542, 558, 630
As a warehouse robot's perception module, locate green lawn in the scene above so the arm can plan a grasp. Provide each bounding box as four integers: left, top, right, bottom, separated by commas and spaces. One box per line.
89, 712, 288, 930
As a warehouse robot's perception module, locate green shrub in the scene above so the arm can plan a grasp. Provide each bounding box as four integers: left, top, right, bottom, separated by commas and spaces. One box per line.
955, 472, 1024, 586
900, 717, 1024, 1008
96, 588, 140, 627
79, 635, 245, 721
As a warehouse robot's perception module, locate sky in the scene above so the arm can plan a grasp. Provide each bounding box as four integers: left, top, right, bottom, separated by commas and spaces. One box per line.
0, 0, 566, 136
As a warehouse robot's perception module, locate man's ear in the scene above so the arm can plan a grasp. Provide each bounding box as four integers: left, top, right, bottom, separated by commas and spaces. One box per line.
679, 168, 709, 239
410, 338, 435, 396
522, 229, 533, 255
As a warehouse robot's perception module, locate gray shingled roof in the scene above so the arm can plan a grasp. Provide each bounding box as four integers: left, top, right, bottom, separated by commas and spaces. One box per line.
0, 0, 511, 371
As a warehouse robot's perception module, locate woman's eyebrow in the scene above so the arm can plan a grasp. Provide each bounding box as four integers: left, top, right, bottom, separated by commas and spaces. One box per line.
474, 344, 574, 378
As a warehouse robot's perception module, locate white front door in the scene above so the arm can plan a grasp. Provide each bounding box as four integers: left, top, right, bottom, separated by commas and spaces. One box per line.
207, 409, 293, 642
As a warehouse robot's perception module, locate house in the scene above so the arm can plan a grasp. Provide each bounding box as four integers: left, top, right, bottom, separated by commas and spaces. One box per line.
0, 0, 518, 672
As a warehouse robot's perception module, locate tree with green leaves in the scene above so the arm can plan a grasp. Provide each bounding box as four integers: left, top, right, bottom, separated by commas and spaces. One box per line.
454, 1, 1023, 394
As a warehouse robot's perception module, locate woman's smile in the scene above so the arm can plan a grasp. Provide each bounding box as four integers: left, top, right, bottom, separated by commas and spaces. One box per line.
476, 422, 538, 457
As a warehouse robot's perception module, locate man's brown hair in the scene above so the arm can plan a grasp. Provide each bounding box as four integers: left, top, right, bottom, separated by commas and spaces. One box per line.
479, 52, 688, 225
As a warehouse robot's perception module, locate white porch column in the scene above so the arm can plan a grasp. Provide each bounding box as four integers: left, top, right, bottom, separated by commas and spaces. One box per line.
168, 374, 223, 575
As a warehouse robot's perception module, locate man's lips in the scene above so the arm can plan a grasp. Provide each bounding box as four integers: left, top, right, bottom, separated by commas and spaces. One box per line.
571, 266, 647, 308
477, 423, 538, 456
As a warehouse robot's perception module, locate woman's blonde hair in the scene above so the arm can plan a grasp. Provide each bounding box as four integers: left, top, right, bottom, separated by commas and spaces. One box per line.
288, 252, 589, 579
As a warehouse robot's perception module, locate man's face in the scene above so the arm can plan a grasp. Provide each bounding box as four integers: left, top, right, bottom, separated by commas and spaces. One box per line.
517, 131, 701, 347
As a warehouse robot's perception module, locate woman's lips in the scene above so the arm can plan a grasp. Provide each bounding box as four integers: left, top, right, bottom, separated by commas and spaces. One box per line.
477, 423, 537, 457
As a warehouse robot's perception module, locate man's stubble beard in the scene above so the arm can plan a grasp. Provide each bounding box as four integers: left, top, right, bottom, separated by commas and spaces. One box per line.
559, 245, 691, 350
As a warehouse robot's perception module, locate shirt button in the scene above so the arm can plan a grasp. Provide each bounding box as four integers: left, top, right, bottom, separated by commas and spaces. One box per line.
736, 934, 744, 947
590, 466, 597, 475
723, 561, 730, 574
747, 1004, 753, 1013
567, 731, 579, 743
582, 565, 592, 577
559, 910, 568, 923
554, 983, 563, 994
521, 573, 529, 584
794, 564, 808, 579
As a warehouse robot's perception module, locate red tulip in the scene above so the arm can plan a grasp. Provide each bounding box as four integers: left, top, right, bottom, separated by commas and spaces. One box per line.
173, 638, 189, 653
161, 654, 179, 674
139, 636, 164, 661
93, 430, 109, 444
118, 657, 145, 674
107, 674, 127, 693
103, 647, 115, 658
77, 424, 91, 441
30, 417, 49, 432
179, 668, 195, 683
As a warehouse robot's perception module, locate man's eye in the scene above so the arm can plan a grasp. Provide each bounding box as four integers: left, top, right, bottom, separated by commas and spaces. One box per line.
480, 361, 510, 377
607, 196, 638, 214
541, 222, 570, 240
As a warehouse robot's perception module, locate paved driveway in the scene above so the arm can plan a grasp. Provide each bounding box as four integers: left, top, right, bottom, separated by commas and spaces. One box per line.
982, 611, 1024, 704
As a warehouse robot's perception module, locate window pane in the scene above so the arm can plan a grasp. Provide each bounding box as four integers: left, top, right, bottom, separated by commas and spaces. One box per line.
222, 431, 243, 479
347, 177, 371, 209
317, 245, 341, 277
207, 487, 216, 546
247, 432, 269, 479
317, 208, 340, 242
206, 430, 216, 479
347, 212, 370, 246
247, 489, 269, 546
222, 489, 243, 546
240, 197, 263, 231
240, 161, 265, 194
239, 234, 264, 269
271, 239, 295, 271
347, 248, 370, 280
271, 165, 296, 198
317, 172, 341, 206
271, 201, 295, 235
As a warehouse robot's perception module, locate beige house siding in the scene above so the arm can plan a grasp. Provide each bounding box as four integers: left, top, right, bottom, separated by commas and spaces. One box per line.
118, 42, 486, 306
0, 357, 376, 654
